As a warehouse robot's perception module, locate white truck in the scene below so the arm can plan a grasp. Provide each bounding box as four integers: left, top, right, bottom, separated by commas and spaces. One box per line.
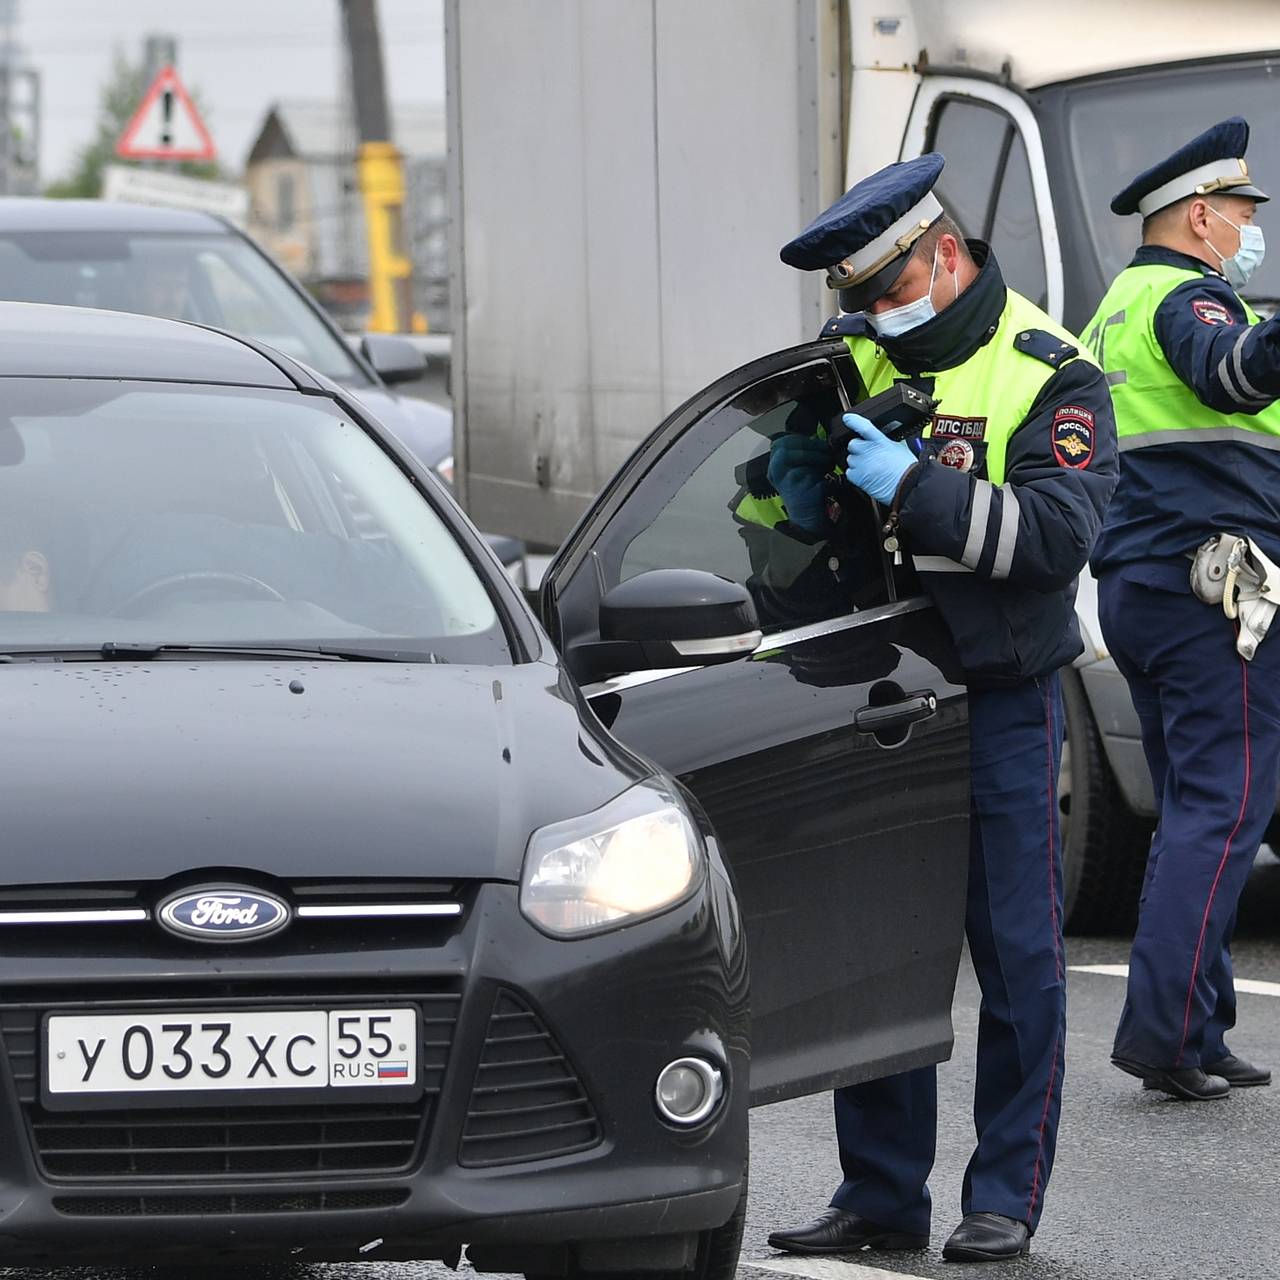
446, 0, 1280, 930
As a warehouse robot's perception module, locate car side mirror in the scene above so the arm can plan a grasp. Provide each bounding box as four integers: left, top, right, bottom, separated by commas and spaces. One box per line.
361, 334, 429, 385
570, 569, 762, 681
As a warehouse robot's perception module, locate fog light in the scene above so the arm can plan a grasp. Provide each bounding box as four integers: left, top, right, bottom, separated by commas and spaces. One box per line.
655, 1057, 723, 1126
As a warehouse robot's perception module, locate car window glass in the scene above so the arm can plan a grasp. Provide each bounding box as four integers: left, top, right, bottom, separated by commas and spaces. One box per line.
0, 380, 510, 664
1063, 62, 1280, 306
989, 130, 1048, 307
0, 231, 369, 385
617, 361, 891, 632
928, 99, 1007, 238
198, 250, 290, 337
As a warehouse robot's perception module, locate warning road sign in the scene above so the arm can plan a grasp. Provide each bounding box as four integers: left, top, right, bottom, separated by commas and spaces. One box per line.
116, 65, 216, 162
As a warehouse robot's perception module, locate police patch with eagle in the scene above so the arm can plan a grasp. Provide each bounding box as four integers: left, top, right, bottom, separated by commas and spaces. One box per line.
1051, 405, 1096, 469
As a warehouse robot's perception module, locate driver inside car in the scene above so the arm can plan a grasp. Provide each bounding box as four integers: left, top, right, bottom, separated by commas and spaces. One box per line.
0, 504, 53, 613
131, 248, 198, 324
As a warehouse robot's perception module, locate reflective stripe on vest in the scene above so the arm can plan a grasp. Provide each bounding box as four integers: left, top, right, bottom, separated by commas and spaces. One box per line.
1082, 263, 1280, 451
847, 290, 1092, 576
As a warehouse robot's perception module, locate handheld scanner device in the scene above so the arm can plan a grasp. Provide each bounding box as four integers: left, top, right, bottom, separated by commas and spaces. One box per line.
826, 383, 939, 458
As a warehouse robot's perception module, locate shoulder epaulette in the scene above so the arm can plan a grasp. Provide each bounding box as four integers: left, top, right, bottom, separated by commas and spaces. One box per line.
819, 313, 871, 339
1013, 328, 1078, 368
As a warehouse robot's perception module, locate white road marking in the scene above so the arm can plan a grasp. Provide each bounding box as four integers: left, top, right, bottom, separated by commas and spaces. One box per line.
1070, 963, 1280, 998
747, 1257, 932, 1280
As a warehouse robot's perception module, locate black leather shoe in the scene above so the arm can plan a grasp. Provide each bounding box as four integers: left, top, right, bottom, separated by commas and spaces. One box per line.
942, 1212, 1030, 1262
767, 1207, 928, 1254
1113, 1055, 1229, 1100
1203, 1054, 1271, 1087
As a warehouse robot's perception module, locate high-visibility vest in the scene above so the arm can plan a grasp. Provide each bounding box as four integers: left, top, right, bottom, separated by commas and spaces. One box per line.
1081, 262, 1280, 449
846, 288, 1097, 486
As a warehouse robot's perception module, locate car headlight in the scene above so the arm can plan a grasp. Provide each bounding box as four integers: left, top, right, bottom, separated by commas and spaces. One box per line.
520, 781, 705, 937
435, 453, 455, 487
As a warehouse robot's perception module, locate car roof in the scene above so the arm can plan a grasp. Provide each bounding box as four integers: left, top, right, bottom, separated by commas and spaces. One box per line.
0, 301, 300, 388
0, 198, 228, 235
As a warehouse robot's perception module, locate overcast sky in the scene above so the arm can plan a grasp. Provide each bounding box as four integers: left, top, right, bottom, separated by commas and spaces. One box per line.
16, 0, 446, 184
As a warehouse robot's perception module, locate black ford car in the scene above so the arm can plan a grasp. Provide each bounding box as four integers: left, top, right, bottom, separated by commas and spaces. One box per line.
0, 302, 969, 1273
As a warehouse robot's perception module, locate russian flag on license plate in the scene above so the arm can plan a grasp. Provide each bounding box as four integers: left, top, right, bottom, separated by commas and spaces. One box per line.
378, 1060, 410, 1080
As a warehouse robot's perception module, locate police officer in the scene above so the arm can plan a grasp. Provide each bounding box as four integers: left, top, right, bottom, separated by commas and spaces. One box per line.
765, 155, 1117, 1263
1083, 117, 1280, 1101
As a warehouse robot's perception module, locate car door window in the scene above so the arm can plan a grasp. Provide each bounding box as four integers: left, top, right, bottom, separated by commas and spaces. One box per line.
615, 359, 891, 632
928, 98, 1048, 306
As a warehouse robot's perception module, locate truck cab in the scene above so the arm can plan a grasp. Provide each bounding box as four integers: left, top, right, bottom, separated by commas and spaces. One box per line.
871, 5, 1280, 330
858, 2, 1280, 927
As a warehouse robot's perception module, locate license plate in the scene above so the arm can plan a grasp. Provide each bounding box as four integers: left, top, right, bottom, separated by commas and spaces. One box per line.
45, 1008, 419, 1101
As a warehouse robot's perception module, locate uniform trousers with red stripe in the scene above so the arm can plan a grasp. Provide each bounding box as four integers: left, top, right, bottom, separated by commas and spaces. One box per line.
831, 675, 1066, 1236
1101, 567, 1280, 1071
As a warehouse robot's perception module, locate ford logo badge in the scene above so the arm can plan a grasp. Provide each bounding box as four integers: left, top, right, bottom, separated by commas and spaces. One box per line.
158, 889, 290, 943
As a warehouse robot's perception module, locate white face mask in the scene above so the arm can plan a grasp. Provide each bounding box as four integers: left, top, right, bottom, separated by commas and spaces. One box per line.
1206, 205, 1266, 289
866, 246, 958, 338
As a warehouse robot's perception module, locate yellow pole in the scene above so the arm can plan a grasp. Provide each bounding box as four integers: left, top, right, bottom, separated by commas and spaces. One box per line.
357, 140, 414, 333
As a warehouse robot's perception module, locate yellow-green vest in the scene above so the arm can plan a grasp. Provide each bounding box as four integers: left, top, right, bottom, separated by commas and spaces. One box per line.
1082, 262, 1280, 447
846, 289, 1098, 484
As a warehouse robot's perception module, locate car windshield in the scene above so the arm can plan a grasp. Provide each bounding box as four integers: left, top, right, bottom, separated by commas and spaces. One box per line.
0, 230, 370, 384
0, 379, 510, 663
1065, 58, 1280, 304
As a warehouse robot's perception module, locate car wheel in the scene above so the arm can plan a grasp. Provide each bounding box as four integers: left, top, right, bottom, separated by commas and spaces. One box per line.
688, 1161, 748, 1280
526, 1162, 748, 1280
1059, 667, 1154, 935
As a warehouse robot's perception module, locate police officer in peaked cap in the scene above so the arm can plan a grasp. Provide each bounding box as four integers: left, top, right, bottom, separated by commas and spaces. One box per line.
1083, 118, 1280, 1101
765, 155, 1117, 1263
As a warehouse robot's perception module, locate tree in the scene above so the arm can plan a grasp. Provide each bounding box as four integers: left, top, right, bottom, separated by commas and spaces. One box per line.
44, 49, 220, 198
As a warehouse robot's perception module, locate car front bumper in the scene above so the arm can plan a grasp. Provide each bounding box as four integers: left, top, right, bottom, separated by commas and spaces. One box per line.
0, 875, 749, 1267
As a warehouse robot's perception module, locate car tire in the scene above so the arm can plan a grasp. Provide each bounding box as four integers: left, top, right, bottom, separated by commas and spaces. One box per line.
1059, 667, 1154, 935
689, 1160, 748, 1280
526, 1161, 748, 1280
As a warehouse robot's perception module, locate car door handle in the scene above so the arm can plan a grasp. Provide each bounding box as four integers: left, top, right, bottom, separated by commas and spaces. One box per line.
854, 691, 938, 734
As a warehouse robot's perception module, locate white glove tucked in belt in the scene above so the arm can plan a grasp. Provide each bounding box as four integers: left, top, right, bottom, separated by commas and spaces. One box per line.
1190, 534, 1280, 661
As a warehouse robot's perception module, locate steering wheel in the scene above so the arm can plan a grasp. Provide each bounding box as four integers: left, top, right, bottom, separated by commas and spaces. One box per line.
110, 570, 286, 618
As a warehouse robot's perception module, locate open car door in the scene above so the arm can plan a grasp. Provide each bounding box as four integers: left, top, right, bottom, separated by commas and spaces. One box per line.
541, 341, 971, 1104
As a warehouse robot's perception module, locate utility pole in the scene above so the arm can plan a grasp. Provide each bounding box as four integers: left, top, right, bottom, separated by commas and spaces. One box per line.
142, 33, 177, 83
0, 0, 39, 195
340, 0, 412, 333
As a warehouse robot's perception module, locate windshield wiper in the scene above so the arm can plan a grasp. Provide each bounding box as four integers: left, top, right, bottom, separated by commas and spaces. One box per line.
99, 642, 444, 663
0, 643, 444, 664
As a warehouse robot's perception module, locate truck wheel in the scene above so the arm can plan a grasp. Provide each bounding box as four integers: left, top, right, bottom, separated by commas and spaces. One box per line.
528, 1163, 747, 1280
1059, 667, 1154, 934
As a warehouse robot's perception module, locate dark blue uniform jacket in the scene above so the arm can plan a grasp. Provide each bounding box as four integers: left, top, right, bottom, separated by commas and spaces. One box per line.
828, 246, 1119, 685
1092, 245, 1280, 576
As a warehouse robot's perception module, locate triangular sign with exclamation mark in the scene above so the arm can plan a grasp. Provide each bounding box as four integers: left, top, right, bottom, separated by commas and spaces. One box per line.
116, 65, 217, 161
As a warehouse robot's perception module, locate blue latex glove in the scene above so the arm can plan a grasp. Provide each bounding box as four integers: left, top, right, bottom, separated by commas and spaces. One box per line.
766, 434, 831, 532
843, 412, 917, 504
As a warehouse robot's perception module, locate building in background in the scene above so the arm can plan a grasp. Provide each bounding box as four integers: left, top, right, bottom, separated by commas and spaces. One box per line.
244, 99, 447, 331
0, 0, 40, 195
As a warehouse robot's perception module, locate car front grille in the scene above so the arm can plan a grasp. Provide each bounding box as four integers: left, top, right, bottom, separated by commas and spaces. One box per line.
459, 989, 602, 1167
52, 1188, 409, 1217
0, 980, 460, 1184
30, 1103, 427, 1179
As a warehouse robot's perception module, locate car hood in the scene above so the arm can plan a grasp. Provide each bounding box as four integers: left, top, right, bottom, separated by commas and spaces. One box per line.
2, 659, 637, 888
